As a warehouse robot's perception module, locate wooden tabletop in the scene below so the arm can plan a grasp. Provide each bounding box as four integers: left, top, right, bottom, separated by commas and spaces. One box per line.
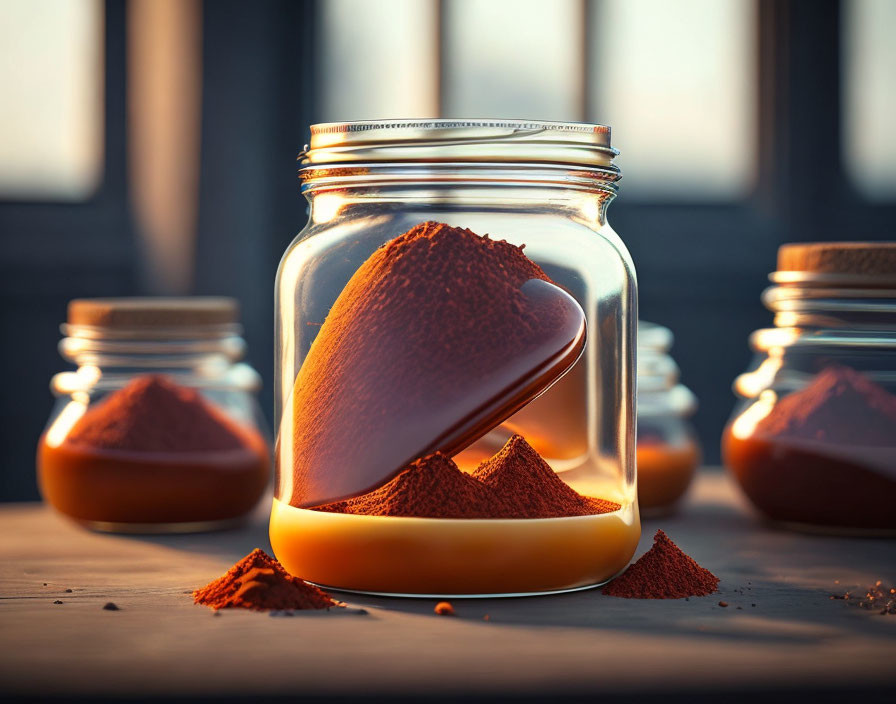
1, 471, 894, 702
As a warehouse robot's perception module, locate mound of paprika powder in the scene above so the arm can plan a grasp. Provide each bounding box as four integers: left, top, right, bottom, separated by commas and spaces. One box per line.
724, 365, 896, 530
314, 435, 620, 520
284, 221, 586, 507
603, 530, 719, 599
194, 549, 337, 611
38, 375, 269, 527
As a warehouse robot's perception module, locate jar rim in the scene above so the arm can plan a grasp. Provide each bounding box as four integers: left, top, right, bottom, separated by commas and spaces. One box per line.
300, 118, 618, 170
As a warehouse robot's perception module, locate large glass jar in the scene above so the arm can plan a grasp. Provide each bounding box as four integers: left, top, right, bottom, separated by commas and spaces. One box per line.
273, 120, 639, 596
37, 298, 270, 533
637, 322, 700, 515
723, 242, 896, 535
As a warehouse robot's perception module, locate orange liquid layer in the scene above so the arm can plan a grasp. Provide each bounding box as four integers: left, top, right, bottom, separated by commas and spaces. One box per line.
636, 440, 700, 511
270, 498, 639, 596
38, 435, 270, 526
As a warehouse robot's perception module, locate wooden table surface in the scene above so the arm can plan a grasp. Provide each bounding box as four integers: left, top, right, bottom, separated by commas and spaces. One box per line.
1, 470, 894, 703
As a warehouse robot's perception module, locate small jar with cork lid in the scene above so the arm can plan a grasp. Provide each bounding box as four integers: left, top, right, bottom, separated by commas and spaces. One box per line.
37, 298, 270, 533
723, 242, 896, 535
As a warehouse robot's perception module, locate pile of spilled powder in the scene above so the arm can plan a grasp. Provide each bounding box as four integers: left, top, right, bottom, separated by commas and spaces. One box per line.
603, 530, 719, 599
315, 435, 620, 519
287, 221, 584, 507
193, 549, 338, 611
67, 375, 249, 453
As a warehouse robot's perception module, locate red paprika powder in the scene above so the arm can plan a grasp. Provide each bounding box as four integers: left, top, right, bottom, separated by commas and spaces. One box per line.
724, 365, 896, 531
284, 221, 586, 507
314, 435, 620, 519
38, 375, 269, 527
194, 549, 337, 611
473, 434, 620, 518
603, 530, 719, 599
314, 452, 515, 519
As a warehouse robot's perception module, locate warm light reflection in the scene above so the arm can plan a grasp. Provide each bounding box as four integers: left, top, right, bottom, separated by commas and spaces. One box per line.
734, 355, 783, 398
751, 327, 801, 350
729, 390, 777, 440
276, 390, 294, 501
580, 197, 601, 225
311, 193, 347, 224
44, 393, 89, 448
51, 365, 102, 394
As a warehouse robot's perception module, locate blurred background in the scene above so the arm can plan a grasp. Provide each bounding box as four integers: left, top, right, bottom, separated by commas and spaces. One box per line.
1, 0, 894, 501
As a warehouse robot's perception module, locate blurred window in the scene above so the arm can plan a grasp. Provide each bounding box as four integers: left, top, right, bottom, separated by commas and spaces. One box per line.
0, 0, 104, 200
319, 0, 439, 121
318, 0, 756, 202
588, 0, 757, 200
443, 0, 584, 120
843, 0, 896, 201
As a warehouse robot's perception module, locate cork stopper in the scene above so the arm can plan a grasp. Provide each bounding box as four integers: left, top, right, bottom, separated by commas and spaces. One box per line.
67, 297, 239, 328
777, 242, 896, 277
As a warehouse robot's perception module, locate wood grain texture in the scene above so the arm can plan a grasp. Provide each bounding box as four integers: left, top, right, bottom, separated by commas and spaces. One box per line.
1, 474, 894, 700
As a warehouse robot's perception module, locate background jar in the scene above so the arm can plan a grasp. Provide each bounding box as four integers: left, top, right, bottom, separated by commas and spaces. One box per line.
637, 321, 700, 515
723, 243, 896, 535
273, 120, 639, 596
37, 298, 270, 533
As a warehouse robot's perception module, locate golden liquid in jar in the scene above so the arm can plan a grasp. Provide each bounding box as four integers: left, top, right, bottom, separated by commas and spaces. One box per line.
270, 497, 639, 596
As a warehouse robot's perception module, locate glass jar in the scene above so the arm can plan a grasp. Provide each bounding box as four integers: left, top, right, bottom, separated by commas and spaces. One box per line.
637, 322, 700, 515
37, 298, 270, 533
723, 242, 896, 535
272, 119, 639, 596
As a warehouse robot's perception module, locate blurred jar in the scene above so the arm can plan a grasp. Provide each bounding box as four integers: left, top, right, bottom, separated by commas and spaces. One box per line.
37, 298, 270, 533
637, 322, 700, 515
723, 243, 896, 535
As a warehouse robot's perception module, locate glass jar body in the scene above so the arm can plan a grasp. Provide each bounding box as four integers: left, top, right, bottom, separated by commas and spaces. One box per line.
636, 322, 700, 515
37, 325, 271, 533
723, 294, 896, 535
273, 174, 639, 596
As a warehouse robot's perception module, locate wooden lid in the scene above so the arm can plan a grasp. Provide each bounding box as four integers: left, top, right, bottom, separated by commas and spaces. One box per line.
67, 297, 239, 328
777, 242, 896, 276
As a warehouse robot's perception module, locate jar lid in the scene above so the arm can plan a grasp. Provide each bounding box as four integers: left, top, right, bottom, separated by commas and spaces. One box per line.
68, 297, 240, 328
774, 242, 896, 285
300, 119, 617, 169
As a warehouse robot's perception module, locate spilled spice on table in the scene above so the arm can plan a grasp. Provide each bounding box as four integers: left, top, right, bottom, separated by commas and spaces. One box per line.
603, 530, 719, 599
831, 580, 896, 615
194, 549, 338, 611
434, 601, 455, 616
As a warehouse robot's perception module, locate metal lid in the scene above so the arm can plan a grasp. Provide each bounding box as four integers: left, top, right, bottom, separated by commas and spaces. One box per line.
67, 297, 240, 328
300, 119, 617, 169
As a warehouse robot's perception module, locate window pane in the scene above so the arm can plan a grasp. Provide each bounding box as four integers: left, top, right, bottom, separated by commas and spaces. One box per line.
0, 0, 103, 200
588, 0, 756, 200
442, 0, 584, 120
844, 0, 896, 200
319, 0, 439, 122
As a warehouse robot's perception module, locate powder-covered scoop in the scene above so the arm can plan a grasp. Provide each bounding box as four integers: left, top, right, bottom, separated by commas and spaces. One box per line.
280, 221, 586, 507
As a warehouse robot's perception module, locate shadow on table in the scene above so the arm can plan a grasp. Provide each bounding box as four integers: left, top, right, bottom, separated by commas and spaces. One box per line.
121, 502, 273, 562
123, 479, 895, 647
336, 495, 895, 647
